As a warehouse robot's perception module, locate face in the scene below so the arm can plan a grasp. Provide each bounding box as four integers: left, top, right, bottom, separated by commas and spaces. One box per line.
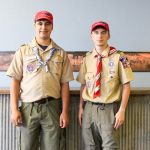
34, 19, 53, 41
91, 27, 110, 48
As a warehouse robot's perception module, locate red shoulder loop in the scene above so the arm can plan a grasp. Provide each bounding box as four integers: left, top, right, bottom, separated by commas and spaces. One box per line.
109, 46, 117, 55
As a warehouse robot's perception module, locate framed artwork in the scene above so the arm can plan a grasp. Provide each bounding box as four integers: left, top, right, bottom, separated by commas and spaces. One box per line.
67, 51, 150, 72
0, 51, 14, 72
125, 52, 150, 72
0, 51, 150, 72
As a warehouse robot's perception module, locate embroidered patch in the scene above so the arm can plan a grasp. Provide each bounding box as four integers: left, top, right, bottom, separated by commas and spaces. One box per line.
109, 59, 114, 67
109, 59, 115, 74
120, 56, 130, 68
26, 63, 36, 72
86, 81, 91, 88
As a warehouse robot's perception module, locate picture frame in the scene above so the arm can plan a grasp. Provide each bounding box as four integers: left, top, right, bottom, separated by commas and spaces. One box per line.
0, 51, 150, 72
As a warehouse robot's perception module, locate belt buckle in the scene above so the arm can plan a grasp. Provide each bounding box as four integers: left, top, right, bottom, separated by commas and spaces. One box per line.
99, 103, 105, 110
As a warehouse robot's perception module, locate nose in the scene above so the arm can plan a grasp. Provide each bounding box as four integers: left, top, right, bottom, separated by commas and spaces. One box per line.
41, 24, 46, 29
98, 33, 103, 39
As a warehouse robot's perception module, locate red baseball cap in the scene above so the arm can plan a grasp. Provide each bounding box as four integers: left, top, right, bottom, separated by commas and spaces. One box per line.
91, 21, 109, 32
34, 11, 53, 23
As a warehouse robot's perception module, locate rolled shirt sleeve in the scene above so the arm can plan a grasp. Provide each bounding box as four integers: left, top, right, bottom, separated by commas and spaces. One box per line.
6, 48, 23, 81
76, 57, 86, 84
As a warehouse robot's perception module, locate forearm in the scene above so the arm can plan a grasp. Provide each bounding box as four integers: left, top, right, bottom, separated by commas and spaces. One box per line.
10, 78, 20, 112
79, 84, 85, 109
119, 82, 131, 112
61, 82, 70, 113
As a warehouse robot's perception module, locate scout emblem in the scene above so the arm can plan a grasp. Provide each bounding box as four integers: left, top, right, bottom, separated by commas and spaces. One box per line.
32, 47, 58, 72
120, 55, 129, 68
109, 59, 115, 74
27, 63, 35, 72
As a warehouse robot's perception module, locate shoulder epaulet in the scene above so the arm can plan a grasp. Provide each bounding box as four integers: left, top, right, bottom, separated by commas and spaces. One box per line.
20, 44, 27, 47
109, 46, 117, 55
86, 51, 92, 56
20, 44, 31, 49
117, 50, 124, 55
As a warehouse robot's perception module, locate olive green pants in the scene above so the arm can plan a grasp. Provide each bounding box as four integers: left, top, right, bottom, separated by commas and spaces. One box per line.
18, 100, 65, 150
82, 101, 120, 150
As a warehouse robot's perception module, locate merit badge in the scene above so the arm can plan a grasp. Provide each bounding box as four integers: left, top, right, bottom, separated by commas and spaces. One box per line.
109, 59, 114, 67
109, 59, 115, 74
26, 64, 35, 72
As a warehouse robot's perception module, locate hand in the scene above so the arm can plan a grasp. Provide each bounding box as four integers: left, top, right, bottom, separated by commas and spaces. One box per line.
60, 112, 69, 128
114, 110, 125, 130
78, 107, 83, 126
11, 110, 22, 127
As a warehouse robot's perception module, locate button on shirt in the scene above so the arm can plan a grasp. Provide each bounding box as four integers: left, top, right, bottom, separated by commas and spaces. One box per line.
6, 38, 74, 102
76, 46, 134, 103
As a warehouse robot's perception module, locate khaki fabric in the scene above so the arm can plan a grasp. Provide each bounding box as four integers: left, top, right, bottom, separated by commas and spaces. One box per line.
18, 100, 64, 150
7, 38, 74, 102
77, 46, 134, 103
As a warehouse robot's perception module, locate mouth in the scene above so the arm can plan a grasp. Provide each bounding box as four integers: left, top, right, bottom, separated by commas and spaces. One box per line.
40, 31, 48, 33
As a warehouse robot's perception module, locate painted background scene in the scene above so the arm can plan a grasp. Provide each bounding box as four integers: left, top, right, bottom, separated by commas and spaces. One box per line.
0, 51, 150, 72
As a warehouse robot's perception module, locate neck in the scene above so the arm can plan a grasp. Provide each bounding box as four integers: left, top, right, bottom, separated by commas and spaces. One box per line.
36, 37, 51, 46
95, 45, 108, 54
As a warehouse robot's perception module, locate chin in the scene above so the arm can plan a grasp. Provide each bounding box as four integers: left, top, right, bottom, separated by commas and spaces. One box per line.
40, 36, 49, 40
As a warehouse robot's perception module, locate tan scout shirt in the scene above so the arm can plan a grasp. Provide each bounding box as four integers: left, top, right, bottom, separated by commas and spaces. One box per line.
7, 38, 74, 102
77, 46, 134, 103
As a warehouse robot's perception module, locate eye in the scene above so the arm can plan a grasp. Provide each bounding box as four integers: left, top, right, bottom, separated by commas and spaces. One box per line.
37, 22, 43, 26
45, 22, 51, 26
101, 31, 107, 34
93, 30, 99, 34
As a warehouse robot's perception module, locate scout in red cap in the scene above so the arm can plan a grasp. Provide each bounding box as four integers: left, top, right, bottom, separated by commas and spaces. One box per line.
7, 10, 74, 150
77, 20, 134, 149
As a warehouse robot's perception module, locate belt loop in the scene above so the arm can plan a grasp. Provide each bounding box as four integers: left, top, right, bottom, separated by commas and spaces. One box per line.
30, 103, 34, 116
46, 98, 50, 105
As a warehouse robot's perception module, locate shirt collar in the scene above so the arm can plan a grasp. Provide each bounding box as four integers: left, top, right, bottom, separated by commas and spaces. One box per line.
92, 45, 110, 58
30, 38, 56, 52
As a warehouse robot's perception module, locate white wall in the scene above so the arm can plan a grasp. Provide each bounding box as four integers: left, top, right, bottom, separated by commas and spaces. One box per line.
0, 0, 150, 87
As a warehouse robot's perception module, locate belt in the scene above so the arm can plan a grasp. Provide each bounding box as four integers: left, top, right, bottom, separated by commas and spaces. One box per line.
88, 101, 119, 110
32, 97, 55, 104
91, 102, 105, 110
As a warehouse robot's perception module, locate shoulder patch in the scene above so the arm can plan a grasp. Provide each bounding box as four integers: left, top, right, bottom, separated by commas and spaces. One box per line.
119, 53, 130, 68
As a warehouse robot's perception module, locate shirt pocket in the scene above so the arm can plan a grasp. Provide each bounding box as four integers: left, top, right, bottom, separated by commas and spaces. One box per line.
49, 56, 63, 75
107, 75, 119, 90
24, 55, 38, 73
85, 72, 95, 95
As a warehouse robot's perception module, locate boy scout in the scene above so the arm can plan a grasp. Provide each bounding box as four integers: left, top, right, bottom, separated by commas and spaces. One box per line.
77, 21, 134, 150
7, 11, 73, 150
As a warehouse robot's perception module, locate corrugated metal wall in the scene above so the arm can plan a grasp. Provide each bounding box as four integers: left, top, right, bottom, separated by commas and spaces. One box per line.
120, 95, 150, 150
0, 94, 18, 150
0, 94, 150, 150
67, 94, 150, 150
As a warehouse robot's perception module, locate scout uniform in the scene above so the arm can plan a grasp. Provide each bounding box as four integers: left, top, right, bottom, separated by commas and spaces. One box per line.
7, 38, 74, 150
77, 46, 134, 149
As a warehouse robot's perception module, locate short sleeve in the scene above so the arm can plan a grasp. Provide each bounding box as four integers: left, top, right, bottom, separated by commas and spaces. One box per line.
60, 52, 74, 83
119, 52, 134, 84
76, 57, 86, 84
6, 48, 23, 81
